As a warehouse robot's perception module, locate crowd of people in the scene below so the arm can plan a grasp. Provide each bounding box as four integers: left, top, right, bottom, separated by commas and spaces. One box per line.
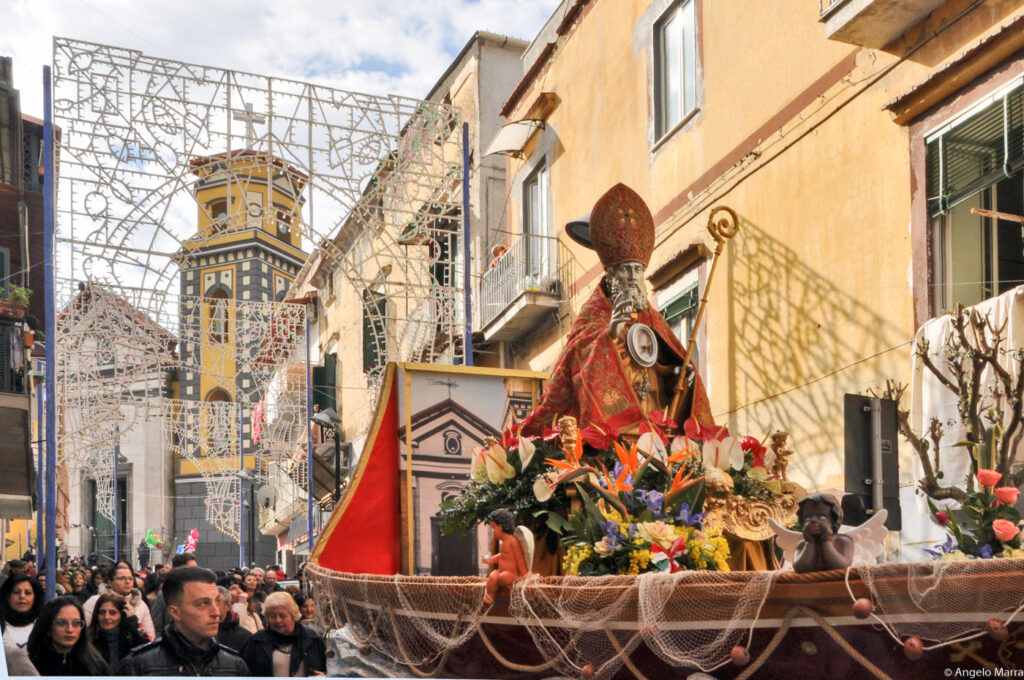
0, 554, 329, 676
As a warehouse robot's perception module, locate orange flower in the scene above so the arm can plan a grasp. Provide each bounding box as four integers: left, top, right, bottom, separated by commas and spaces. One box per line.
994, 487, 1020, 505
977, 469, 1002, 487
992, 518, 1020, 543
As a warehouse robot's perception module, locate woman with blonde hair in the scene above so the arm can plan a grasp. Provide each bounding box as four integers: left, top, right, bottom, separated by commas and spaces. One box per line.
240, 592, 325, 676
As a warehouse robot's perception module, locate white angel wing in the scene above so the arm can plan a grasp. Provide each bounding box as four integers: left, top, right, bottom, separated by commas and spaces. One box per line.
768, 517, 802, 571
515, 525, 535, 574
839, 508, 888, 566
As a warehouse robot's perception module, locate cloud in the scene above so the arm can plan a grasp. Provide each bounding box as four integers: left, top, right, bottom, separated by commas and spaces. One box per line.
1, 0, 556, 118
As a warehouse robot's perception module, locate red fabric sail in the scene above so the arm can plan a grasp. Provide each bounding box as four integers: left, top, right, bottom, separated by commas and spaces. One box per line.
311, 365, 401, 573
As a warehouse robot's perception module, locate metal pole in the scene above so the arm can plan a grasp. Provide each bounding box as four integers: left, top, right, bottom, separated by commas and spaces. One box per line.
42, 65, 57, 600
35, 359, 43, 566
333, 428, 341, 502
113, 426, 119, 563
870, 397, 884, 514
305, 314, 314, 558
462, 122, 473, 366
239, 411, 245, 569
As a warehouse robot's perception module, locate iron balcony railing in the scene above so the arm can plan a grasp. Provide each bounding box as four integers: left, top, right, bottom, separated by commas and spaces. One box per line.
479, 233, 573, 330
819, 0, 845, 17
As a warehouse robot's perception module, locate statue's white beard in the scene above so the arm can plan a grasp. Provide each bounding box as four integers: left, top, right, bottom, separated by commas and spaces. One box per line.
609, 280, 647, 313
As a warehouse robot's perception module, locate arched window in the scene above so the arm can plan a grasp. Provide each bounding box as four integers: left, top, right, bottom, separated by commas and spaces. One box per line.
205, 388, 233, 457
207, 289, 229, 343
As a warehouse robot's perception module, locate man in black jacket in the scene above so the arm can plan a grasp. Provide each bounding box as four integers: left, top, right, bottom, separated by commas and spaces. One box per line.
115, 567, 249, 676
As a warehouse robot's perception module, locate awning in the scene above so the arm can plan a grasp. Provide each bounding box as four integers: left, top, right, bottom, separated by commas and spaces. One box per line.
484, 119, 545, 157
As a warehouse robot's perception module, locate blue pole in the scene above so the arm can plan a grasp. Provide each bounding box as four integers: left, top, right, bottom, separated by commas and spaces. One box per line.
305, 315, 314, 558
35, 360, 43, 565
113, 426, 120, 563
239, 410, 245, 569
42, 65, 57, 600
462, 122, 473, 366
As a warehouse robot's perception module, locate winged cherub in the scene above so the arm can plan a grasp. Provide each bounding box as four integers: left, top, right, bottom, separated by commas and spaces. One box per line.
769, 493, 888, 573
481, 509, 533, 606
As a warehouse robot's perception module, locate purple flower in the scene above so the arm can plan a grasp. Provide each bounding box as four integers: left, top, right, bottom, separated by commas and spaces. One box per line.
980, 544, 993, 559
923, 534, 957, 558
675, 503, 704, 527
643, 490, 664, 513
600, 520, 626, 547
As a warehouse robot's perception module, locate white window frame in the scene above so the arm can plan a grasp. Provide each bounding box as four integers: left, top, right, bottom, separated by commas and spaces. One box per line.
654, 0, 698, 142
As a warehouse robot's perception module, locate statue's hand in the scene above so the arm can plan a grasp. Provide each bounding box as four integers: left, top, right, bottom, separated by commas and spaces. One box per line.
609, 300, 634, 338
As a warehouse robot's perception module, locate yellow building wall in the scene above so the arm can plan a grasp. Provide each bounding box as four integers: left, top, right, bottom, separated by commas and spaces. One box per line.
503, 0, 1024, 492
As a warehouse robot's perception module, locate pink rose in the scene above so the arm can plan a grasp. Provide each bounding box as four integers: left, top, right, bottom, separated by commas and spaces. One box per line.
977, 469, 1002, 487
934, 511, 950, 526
994, 487, 1020, 505
992, 519, 1020, 543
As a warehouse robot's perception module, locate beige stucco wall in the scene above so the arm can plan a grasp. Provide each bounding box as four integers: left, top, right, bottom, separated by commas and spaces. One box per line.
501, 0, 1024, 532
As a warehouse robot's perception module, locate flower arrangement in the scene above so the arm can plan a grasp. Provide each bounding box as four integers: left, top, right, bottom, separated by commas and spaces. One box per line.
926, 469, 1023, 560
683, 419, 785, 502
437, 425, 574, 556
440, 410, 740, 576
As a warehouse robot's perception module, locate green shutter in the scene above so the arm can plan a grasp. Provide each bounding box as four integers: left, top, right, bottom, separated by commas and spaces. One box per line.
312, 352, 337, 412
927, 85, 1024, 216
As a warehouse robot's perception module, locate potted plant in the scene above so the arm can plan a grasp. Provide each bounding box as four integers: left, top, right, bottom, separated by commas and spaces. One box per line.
0, 285, 30, 318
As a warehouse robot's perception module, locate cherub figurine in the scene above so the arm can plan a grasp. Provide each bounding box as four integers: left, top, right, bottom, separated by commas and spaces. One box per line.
769, 494, 888, 572
481, 509, 533, 606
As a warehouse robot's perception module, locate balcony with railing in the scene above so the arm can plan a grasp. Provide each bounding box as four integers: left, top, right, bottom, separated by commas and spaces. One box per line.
0, 317, 34, 518
819, 0, 946, 49
479, 233, 573, 342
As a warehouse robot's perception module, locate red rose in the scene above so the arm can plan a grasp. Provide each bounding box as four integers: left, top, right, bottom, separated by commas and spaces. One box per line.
994, 487, 1020, 505
934, 511, 950, 526
977, 469, 1003, 487
992, 518, 1020, 543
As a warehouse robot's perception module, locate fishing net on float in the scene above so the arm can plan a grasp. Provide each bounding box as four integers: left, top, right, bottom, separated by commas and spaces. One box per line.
306, 565, 486, 669
309, 559, 1024, 677
510, 571, 778, 679
856, 558, 1024, 645
308, 565, 780, 678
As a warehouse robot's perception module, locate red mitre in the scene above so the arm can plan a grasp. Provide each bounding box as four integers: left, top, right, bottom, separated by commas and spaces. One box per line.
589, 183, 655, 268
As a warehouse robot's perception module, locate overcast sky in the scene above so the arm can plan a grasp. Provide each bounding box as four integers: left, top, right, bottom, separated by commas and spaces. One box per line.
3, 0, 557, 118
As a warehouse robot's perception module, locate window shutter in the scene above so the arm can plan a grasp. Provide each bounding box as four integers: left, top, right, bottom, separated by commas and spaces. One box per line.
927, 85, 1024, 216
362, 290, 388, 373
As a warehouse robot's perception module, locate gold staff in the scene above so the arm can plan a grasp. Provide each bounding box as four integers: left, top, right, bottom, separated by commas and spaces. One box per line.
668, 206, 739, 423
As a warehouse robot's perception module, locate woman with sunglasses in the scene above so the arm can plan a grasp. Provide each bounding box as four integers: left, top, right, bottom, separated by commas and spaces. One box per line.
26, 597, 108, 675
87, 592, 149, 669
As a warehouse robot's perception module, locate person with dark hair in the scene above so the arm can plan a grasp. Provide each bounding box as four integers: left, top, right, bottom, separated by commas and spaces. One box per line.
149, 552, 198, 634
292, 593, 323, 637
240, 592, 326, 677
26, 596, 108, 675
215, 586, 251, 652
83, 563, 155, 639
114, 567, 248, 676
230, 581, 264, 634
0, 573, 44, 649
87, 592, 149, 669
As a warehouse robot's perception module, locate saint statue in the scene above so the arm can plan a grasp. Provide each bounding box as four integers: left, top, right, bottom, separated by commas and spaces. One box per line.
522, 183, 716, 439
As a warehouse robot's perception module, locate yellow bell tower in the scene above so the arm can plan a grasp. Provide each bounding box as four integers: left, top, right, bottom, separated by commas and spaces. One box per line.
173, 150, 309, 570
